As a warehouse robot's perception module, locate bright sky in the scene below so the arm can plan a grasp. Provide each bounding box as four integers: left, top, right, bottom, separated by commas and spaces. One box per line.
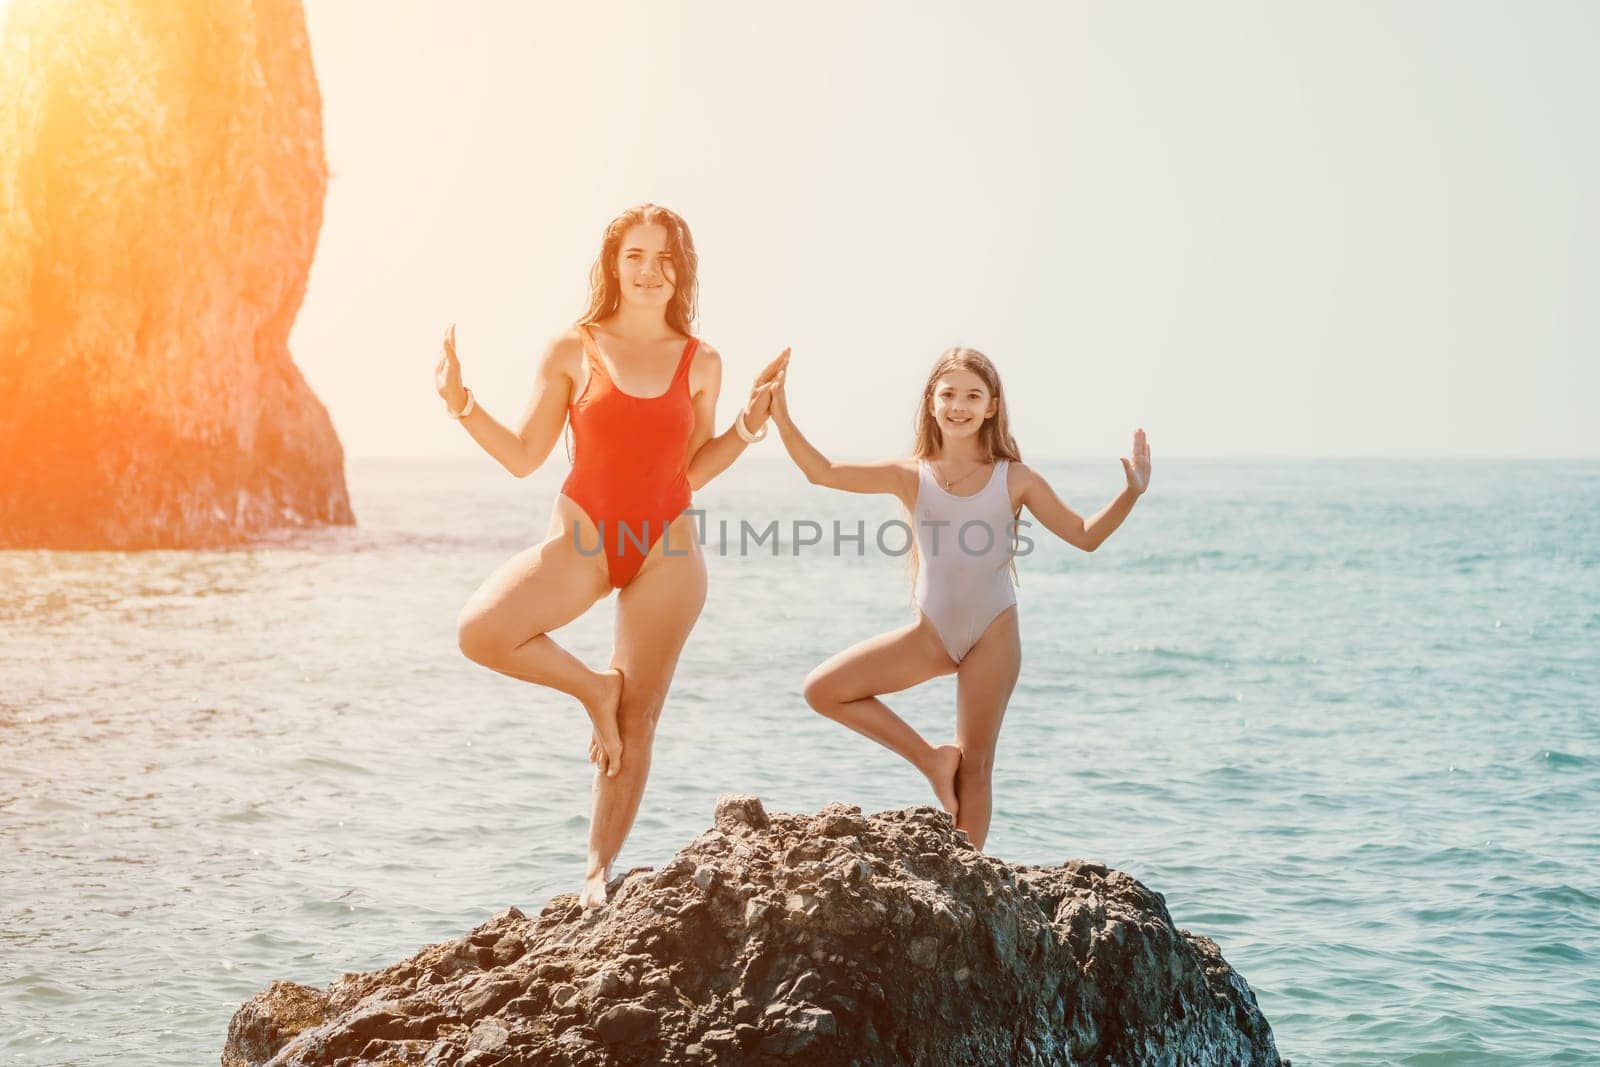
294, 1, 1600, 460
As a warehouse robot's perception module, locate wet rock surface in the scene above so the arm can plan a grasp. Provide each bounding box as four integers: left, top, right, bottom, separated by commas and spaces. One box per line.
225, 797, 1286, 1066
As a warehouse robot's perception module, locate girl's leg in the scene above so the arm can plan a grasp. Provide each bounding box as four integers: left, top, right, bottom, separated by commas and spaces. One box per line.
953, 606, 1021, 850
803, 616, 963, 813
580, 511, 707, 908
456, 496, 624, 771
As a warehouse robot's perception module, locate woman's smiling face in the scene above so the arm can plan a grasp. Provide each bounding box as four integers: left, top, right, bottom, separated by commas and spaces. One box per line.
614, 223, 676, 309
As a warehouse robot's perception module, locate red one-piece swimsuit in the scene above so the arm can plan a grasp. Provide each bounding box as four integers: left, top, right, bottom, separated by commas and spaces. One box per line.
560, 324, 699, 588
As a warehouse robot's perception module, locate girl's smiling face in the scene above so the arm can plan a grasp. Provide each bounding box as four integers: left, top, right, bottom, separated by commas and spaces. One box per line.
614, 223, 676, 309
929, 368, 997, 440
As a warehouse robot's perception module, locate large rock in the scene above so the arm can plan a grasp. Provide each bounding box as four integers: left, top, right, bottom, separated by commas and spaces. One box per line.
225, 798, 1287, 1066
0, 0, 353, 548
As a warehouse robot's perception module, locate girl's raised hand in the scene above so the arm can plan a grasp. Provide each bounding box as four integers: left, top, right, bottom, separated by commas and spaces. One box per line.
434, 324, 467, 410
1121, 427, 1152, 496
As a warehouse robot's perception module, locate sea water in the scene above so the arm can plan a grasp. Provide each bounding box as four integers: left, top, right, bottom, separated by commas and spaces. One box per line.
2, 457, 1596, 1065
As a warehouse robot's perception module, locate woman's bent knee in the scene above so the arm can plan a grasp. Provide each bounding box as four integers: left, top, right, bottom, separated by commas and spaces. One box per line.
457, 609, 514, 666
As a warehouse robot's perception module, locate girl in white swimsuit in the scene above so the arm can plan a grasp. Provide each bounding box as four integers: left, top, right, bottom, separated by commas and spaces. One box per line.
769, 346, 1151, 850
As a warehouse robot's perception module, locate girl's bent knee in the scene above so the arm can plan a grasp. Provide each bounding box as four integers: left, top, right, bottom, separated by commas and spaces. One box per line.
802, 673, 835, 714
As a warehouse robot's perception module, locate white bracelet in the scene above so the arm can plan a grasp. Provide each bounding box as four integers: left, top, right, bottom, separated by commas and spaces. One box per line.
735, 409, 767, 443
446, 388, 475, 419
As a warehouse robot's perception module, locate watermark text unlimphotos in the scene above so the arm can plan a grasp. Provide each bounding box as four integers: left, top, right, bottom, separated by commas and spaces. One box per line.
570, 509, 1035, 559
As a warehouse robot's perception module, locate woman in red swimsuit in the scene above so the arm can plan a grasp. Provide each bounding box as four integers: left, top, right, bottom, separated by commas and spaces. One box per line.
434, 204, 787, 907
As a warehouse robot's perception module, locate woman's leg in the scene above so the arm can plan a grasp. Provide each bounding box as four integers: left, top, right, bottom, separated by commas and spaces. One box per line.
455, 496, 625, 772
953, 606, 1021, 850
803, 615, 964, 814
580, 511, 707, 908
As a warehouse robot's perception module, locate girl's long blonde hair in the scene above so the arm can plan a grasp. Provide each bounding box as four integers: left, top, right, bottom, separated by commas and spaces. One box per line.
905, 348, 1024, 599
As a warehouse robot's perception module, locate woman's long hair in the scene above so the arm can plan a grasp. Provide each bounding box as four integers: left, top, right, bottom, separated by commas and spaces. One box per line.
905, 347, 1024, 600
577, 203, 699, 336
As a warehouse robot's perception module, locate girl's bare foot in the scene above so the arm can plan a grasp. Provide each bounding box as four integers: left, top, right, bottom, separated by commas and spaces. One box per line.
578, 863, 611, 909
926, 744, 962, 815
583, 668, 624, 777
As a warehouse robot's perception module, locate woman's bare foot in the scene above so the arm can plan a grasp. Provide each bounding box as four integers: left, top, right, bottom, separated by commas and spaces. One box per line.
578, 863, 611, 909
583, 668, 624, 777
925, 744, 962, 815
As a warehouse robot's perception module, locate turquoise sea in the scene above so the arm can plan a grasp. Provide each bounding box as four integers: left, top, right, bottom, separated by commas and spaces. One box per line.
2, 457, 1597, 1065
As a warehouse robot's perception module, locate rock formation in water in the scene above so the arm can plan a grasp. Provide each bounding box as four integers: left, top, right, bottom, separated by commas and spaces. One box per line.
0, 0, 353, 549
224, 796, 1287, 1067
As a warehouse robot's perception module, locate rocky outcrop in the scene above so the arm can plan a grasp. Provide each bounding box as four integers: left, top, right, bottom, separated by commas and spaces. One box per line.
0, 0, 353, 548
225, 797, 1286, 1067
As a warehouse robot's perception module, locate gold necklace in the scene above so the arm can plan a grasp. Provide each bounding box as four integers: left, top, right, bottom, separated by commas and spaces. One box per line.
933, 459, 987, 491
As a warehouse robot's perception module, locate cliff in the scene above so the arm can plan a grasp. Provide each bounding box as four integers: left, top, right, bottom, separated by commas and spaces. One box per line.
0, 0, 353, 548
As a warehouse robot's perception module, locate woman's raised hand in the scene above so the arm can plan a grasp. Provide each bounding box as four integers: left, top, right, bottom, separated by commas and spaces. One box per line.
434, 324, 468, 411
743, 348, 790, 427
768, 366, 789, 422
1121, 427, 1152, 496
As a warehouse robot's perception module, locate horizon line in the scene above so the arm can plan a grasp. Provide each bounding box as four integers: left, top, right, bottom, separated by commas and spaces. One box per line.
342, 453, 1600, 463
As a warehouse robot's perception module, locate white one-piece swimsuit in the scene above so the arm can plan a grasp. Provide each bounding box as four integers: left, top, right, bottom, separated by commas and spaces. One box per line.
912, 459, 1019, 663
